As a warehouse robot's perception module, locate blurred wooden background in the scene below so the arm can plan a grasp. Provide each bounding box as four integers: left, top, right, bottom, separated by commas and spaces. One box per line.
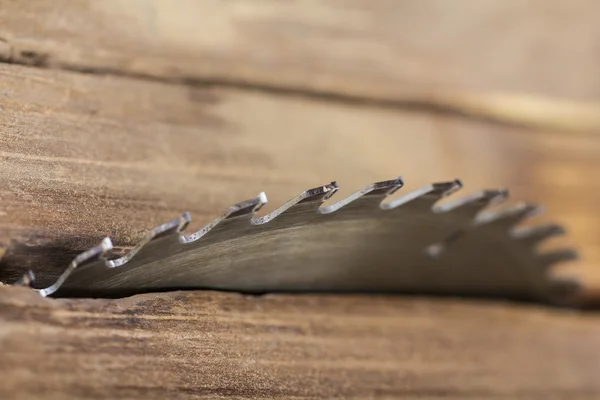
0, 1, 599, 398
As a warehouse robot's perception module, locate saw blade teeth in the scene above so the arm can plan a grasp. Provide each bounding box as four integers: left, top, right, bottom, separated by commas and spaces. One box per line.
475, 203, 543, 229
511, 224, 566, 247
382, 179, 462, 211
434, 189, 509, 218
538, 249, 579, 269
108, 214, 191, 268
321, 176, 404, 213
182, 193, 268, 243
429, 179, 463, 197
298, 181, 340, 203
14, 270, 36, 287
366, 177, 405, 196
226, 192, 268, 219
38, 237, 113, 297
74, 237, 113, 266
253, 182, 339, 224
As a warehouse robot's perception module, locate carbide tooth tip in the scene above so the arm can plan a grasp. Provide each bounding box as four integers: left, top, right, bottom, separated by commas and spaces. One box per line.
430, 180, 463, 196
179, 212, 192, 231
150, 216, 189, 239
324, 181, 340, 199
72, 238, 113, 267
100, 237, 113, 251
181, 212, 192, 223
478, 189, 509, 207
473, 189, 509, 204
258, 192, 268, 204
226, 193, 268, 218
300, 181, 340, 203
477, 202, 544, 226
368, 176, 404, 196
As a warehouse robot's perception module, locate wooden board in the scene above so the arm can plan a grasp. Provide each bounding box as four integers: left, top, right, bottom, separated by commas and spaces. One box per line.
1, 0, 599, 134
1, 286, 599, 399
2, 0, 599, 99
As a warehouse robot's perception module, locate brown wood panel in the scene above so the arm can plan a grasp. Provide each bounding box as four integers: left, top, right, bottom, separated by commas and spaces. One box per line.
0, 62, 598, 291
0, 1, 599, 114
1, 286, 599, 399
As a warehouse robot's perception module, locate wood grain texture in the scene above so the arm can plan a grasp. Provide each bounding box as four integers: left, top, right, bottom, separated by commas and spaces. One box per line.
0, 0, 599, 106
0, 62, 599, 291
1, 286, 599, 399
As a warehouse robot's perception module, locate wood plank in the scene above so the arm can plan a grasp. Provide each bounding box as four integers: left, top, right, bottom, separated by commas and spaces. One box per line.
0, 62, 598, 292
0, 0, 599, 131
1, 286, 599, 399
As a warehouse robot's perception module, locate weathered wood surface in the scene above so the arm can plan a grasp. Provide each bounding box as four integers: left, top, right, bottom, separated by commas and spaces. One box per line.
1, 286, 599, 399
0, 62, 599, 290
1, 0, 598, 100
1, 0, 599, 132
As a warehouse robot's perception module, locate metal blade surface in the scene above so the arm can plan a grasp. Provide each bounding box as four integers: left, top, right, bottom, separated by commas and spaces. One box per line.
28, 177, 578, 305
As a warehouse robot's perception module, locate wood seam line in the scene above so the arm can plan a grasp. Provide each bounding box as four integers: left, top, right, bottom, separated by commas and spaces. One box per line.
0, 37, 599, 134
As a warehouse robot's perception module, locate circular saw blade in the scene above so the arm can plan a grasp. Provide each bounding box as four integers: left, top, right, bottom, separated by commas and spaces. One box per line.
23, 177, 579, 305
